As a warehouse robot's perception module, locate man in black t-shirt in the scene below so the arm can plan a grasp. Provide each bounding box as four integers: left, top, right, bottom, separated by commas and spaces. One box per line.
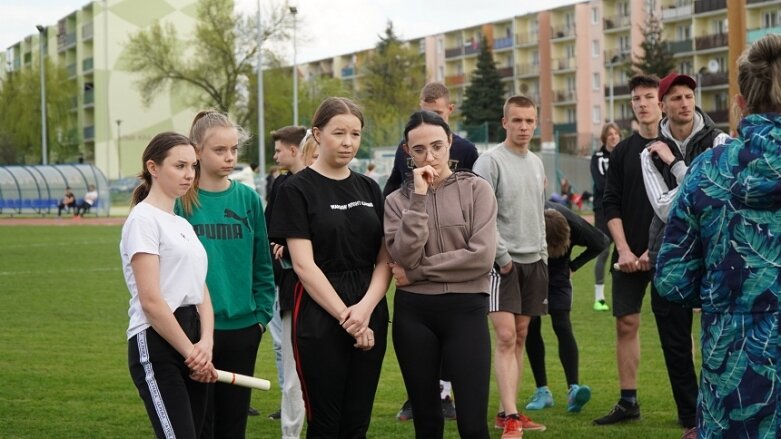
382, 82, 479, 199
594, 75, 661, 427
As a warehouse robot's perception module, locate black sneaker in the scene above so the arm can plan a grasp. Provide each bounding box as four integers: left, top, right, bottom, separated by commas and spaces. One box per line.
441, 396, 457, 420
248, 406, 260, 417
593, 400, 640, 425
268, 409, 281, 420
396, 400, 413, 421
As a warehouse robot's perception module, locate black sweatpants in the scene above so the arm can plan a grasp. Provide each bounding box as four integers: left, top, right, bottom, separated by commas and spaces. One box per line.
393, 290, 491, 439
201, 324, 263, 439
651, 285, 698, 429
293, 270, 389, 439
525, 310, 580, 388
128, 305, 209, 439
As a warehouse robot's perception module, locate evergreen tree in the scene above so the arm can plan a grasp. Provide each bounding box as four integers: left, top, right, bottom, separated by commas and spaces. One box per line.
462, 36, 505, 142
630, 13, 676, 78
360, 21, 425, 148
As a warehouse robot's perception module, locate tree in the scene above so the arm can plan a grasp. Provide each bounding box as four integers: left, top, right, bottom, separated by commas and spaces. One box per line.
359, 21, 425, 148
630, 13, 676, 78
0, 60, 78, 164
461, 36, 505, 142
123, 0, 292, 128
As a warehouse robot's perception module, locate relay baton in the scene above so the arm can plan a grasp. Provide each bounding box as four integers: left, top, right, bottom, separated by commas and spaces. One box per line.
216, 369, 271, 391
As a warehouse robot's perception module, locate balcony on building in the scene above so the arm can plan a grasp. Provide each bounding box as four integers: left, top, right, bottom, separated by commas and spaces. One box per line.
445, 46, 464, 58
554, 57, 576, 71
662, 1, 693, 21
497, 66, 514, 78
707, 108, 729, 124
57, 31, 76, 52
464, 40, 482, 56
82, 57, 94, 73
604, 48, 631, 62
698, 71, 728, 87
695, 33, 728, 50
603, 14, 631, 31
445, 74, 465, 86
604, 82, 630, 97
340, 66, 354, 78
694, 0, 726, 14
516, 32, 538, 46
83, 125, 95, 141
747, 0, 779, 3
494, 36, 513, 50
553, 90, 576, 104
82, 22, 93, 40
668, 39, 693, 53
517, 63, 540, 77
553, 122, 577, 134
748, 26, 781, 43
551, 24, 575, 39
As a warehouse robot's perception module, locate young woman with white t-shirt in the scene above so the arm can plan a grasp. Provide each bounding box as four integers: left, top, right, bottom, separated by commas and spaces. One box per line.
121, 132, 218, 438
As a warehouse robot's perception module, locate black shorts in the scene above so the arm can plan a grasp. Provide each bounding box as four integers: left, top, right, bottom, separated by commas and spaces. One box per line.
611, 269, 651, 317
489, 260, 548, 316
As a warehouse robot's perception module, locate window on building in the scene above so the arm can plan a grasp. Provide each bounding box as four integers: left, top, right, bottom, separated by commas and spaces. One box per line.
593, 72, 601, 90
619, 35, 631, 53
592, 40, 600, 57
566, 75, 576, 91
531, 19, 539, 35
567, 108, 576, 123
618, 1, 629, 17
713, 18, 728, 34
715, 91, 729, 111
762, 11, 780, 28
566, 44, 576, 59
532, 50, 539, 66
679, 60, 693, 75
676, 24, 691, 41
716, 56, 726, 72
437, 38, 443, 54
593, 105, 602, 124
438, 66, 444, 81
592, 7, 599, 24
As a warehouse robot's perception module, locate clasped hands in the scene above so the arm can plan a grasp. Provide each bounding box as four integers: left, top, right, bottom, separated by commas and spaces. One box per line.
339, 302, 375, 351
185, 339, 218, 383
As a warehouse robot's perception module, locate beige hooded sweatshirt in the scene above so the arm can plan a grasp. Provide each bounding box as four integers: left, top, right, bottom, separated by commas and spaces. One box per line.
384, 171, 497, 295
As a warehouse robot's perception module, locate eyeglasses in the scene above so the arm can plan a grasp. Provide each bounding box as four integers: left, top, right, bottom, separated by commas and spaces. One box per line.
409, 144, 449, 159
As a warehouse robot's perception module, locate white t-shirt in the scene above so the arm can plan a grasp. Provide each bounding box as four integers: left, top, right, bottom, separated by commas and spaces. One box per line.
120, 202, 208, 339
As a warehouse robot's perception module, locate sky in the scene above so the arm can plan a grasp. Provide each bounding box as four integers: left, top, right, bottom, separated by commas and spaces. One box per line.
1, 0, 578, 63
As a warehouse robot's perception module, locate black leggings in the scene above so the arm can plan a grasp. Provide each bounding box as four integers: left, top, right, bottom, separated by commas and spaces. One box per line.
393, 290, 490, 439
525, 310, 579, 388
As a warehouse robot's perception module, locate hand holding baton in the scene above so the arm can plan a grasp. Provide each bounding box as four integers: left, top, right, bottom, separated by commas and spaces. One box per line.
216, 369, 271, 391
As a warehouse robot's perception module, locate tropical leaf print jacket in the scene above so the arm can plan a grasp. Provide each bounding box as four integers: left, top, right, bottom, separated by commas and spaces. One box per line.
655, 113, 781, 438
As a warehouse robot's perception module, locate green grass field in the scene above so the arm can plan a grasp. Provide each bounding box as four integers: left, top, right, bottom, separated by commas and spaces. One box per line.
0, 225, 699, 438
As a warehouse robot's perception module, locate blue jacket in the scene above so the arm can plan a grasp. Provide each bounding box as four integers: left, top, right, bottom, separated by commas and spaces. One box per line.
655, 113, 781, 438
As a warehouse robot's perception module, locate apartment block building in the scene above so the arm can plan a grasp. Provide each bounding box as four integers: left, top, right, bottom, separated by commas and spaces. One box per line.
300, 0, 781, 155
2, 0, 200, 179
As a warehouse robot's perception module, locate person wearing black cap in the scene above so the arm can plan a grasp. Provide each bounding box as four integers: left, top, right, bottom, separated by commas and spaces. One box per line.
639, 73, 730, 439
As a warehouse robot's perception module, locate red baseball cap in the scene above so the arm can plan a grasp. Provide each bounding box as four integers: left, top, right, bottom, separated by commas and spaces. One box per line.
658, 73, 697, 100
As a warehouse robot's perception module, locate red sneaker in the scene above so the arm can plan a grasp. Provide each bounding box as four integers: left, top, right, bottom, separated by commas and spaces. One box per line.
518, 413, 546, 431
495, 411, 507, 429
501, 415, 523, 438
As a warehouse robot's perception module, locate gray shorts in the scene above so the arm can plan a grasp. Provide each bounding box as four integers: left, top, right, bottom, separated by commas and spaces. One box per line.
489, 260, 548, 316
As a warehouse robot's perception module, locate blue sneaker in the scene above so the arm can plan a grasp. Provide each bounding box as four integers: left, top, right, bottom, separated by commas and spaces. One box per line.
567, 384, 592, 413
525, 387, 554, 410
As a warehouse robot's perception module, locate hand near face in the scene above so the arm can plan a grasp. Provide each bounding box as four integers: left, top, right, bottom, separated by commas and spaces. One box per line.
412, 165, 438, 195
